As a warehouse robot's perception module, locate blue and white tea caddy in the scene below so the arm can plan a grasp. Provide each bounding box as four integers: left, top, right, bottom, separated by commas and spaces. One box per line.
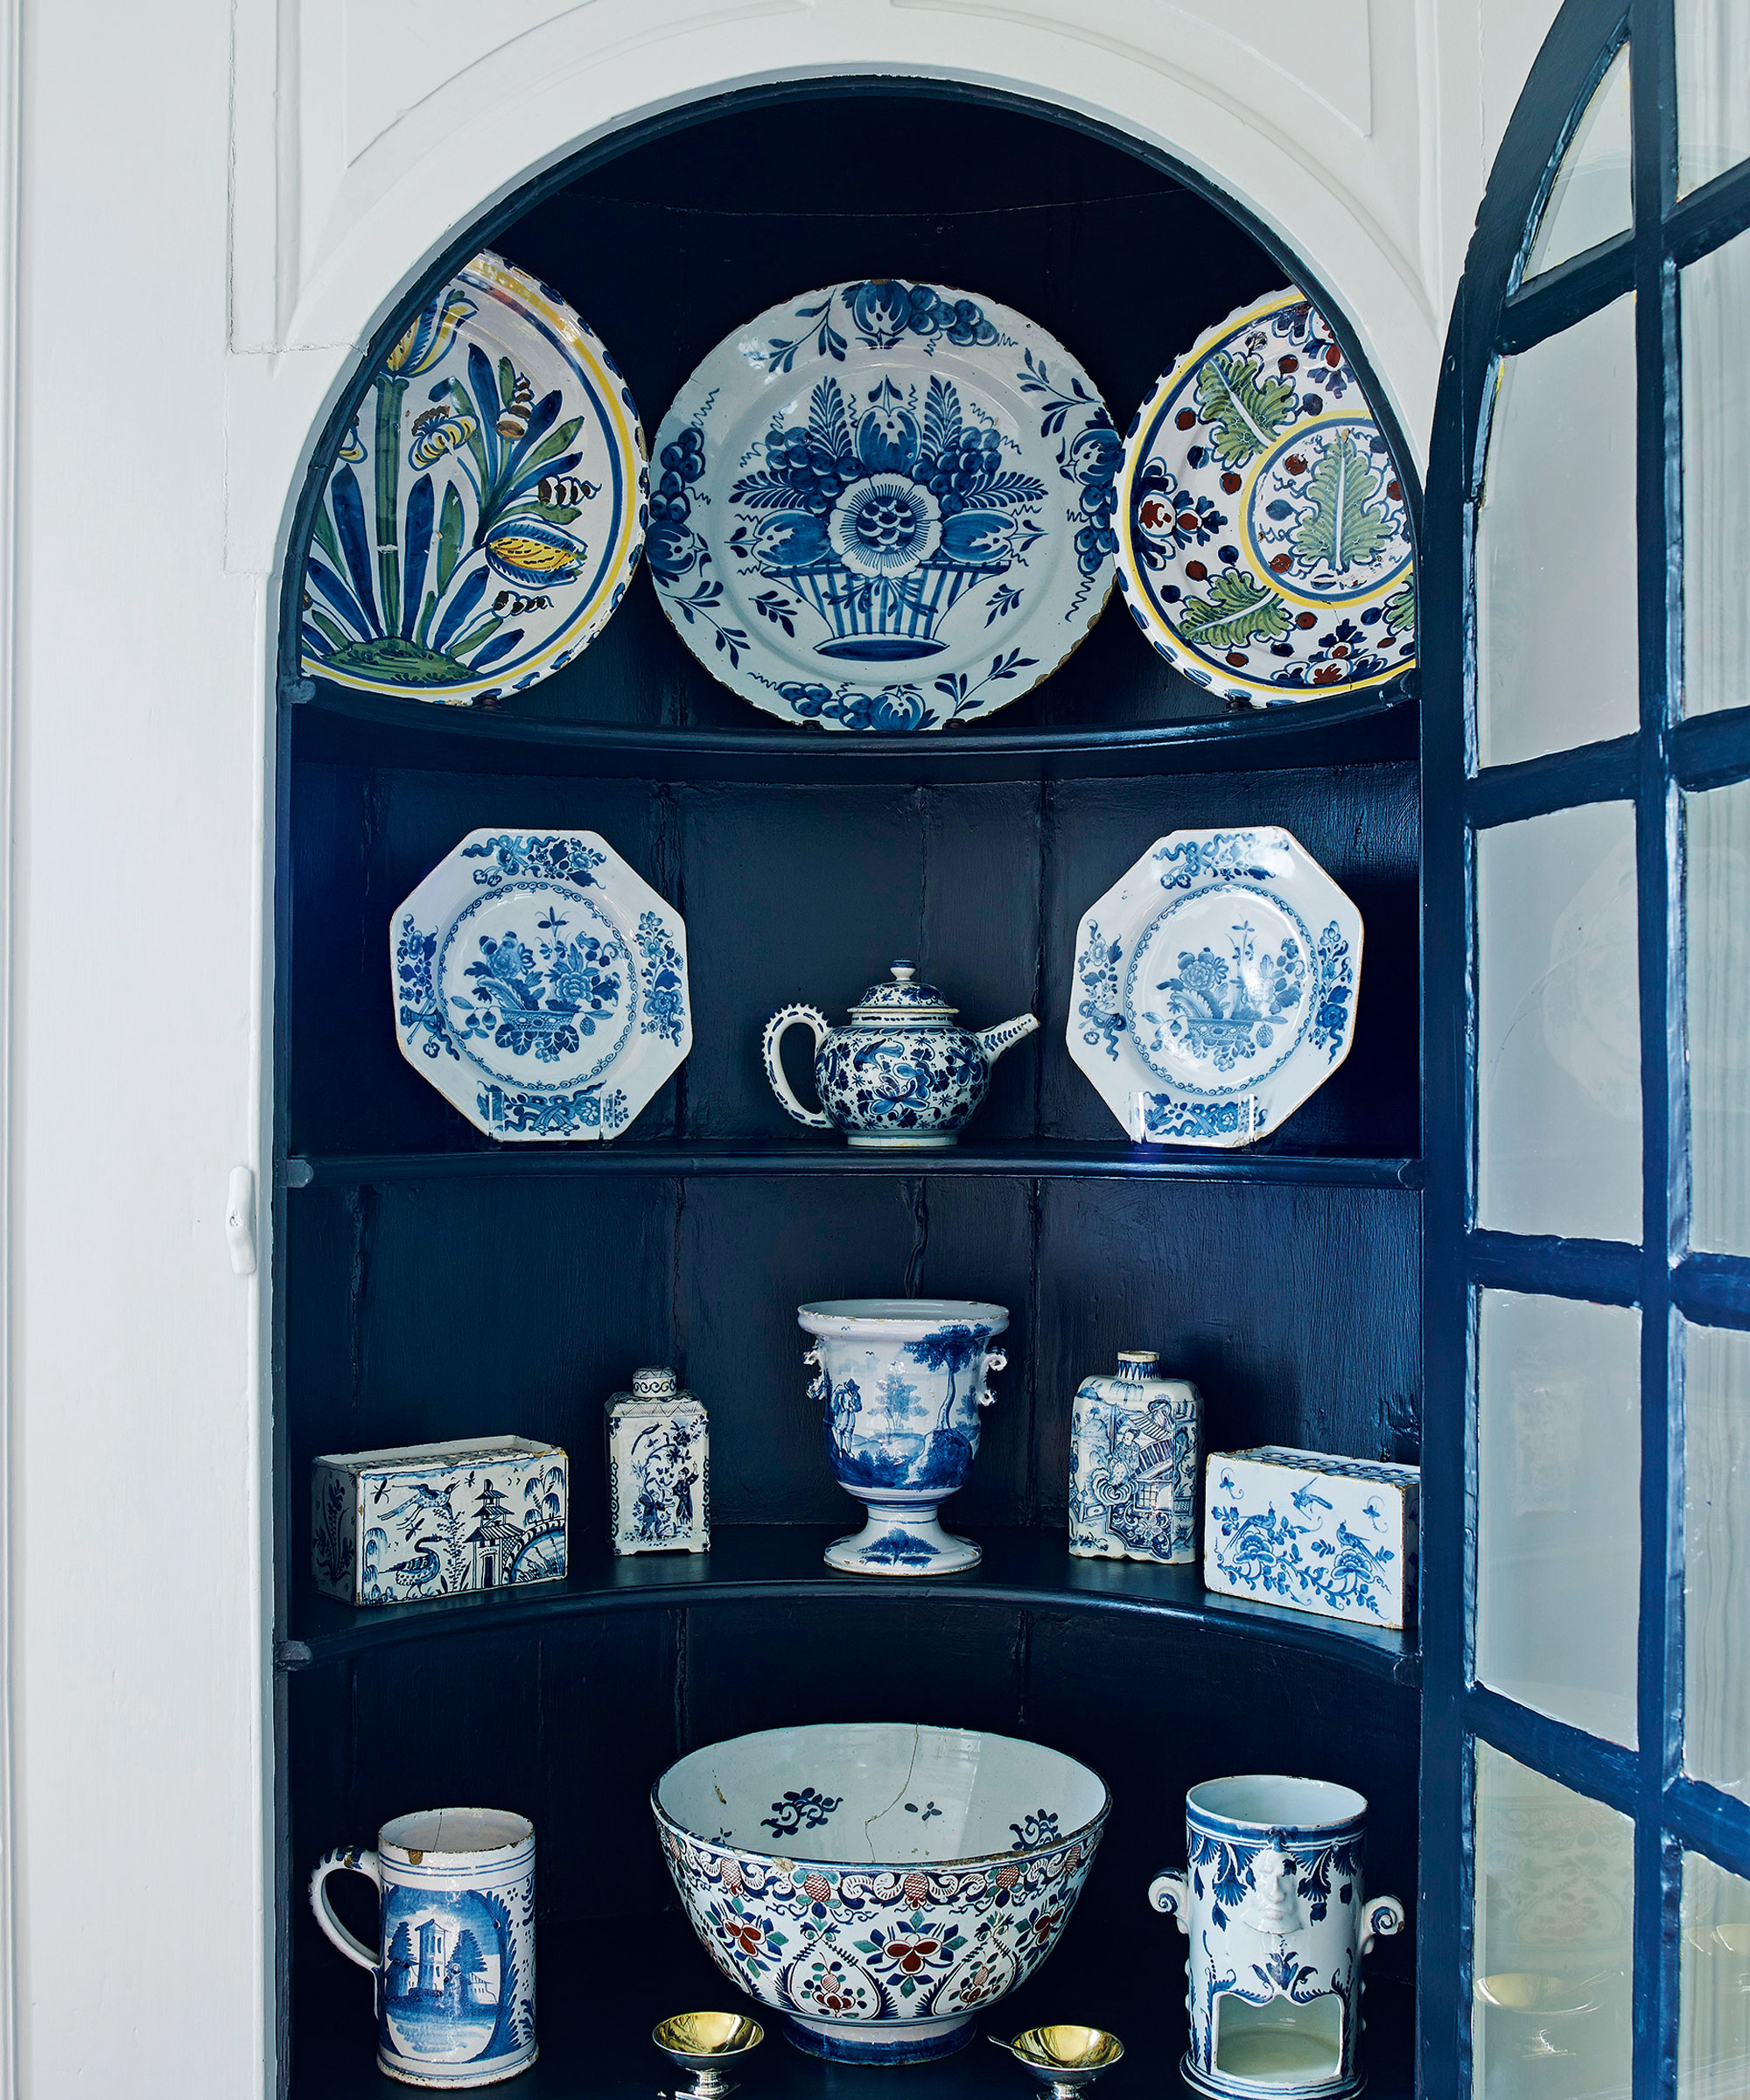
763, 961, 1038, 1148
1068, 1350, 1200, 1564
1149, 1776, 1404, 2100
606, 1367, 709, 1557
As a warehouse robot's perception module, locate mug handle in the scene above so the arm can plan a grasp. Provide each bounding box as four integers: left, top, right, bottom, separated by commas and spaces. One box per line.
310, 1846, 384, 1978
762, 1006, 832, 1130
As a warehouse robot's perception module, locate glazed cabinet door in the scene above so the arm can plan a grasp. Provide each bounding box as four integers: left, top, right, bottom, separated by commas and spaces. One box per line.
1424, 1, 1750, 2096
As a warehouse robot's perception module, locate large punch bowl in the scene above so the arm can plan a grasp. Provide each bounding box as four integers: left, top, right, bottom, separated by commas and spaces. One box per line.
652, 1722, 1110, 2064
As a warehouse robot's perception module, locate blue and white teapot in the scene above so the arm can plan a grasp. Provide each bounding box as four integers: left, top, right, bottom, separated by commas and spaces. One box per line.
762, 962, 1038, 1149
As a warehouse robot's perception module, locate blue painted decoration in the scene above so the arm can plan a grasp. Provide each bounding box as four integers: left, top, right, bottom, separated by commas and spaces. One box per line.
648, 279, 1116, 728
1068, 1351, 1202, 1565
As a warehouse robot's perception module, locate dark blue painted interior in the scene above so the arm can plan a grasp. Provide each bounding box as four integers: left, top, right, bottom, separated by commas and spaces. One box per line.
275, 83, 1427, 2099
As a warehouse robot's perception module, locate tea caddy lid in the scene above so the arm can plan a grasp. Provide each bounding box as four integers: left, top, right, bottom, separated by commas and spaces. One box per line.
1116, 1349, 1160, 1370
850, 960, 957, 1019
609, 1364, 703, 1414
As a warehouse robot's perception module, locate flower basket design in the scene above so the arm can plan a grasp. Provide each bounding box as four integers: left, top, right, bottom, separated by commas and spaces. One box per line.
648, 279, 1117, 730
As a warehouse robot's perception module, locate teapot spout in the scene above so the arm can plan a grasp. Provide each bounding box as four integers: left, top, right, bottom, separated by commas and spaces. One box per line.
976, 1012, 1040, 1064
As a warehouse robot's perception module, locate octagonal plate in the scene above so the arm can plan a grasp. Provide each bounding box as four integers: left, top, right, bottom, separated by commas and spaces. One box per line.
1115, 288, 1416, 708
1068, 827, 1362, 1148
392, 829, 690, 1142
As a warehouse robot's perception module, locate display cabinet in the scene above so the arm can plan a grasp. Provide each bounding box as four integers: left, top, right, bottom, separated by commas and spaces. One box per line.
271, 4, 1750, 2088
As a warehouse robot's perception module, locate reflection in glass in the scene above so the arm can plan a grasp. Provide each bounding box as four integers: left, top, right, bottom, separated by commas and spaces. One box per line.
1472, 1745, 1634, 2100
1476, 803, 1641, 1243
1676, 0, 1750, 195
1476, 298, 1639, 769
1681, 1851, 1750, 2099
1684, 1321, 1750, 1801
1682, 232, 1750, 718
1477, 1291, 1641, 1746
1525, 46, 1633, 278
1687, 780, 1750, 1251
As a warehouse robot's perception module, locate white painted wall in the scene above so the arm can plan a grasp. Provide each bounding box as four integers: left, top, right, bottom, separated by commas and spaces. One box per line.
4, 0, 1563, 2091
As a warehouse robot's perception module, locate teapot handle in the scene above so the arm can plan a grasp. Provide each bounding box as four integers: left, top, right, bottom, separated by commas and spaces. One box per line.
763, 1006, 833, 1130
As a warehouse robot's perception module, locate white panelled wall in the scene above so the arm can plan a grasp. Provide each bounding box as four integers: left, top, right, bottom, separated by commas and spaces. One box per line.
4, 1, 1558, 2091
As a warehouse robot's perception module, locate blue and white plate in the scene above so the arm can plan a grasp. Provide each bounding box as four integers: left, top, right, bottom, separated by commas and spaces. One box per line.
392, 829, 690, 1142
301, 251, 648, 705
1116, 289, 1416, 708
648, 279, 1118, 731
1068, 827, 1362, 1148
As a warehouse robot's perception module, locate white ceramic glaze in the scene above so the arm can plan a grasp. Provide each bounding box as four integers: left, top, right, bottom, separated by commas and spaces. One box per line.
606, 1365, 710, 1556
648, 279, 1116, 730
654, 1722, 1108, 2062
1068, 1351, 1201, 1565
312, 1436, 568, 1606
311, 1809, 537, 2088
799, 1298, 1009, 1575
1203, 1448, 1418, 1630
391, 827, 690, 1142
764, 962, 1037, 1148
1068, 826, 1362, 1149
1149, 1776, 1403, 2100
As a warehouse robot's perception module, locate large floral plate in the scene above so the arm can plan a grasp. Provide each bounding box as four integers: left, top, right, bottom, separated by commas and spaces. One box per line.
301, 251, 648, 705
1068, 827, 1362, 1148
648, 279, 1118, 731
392, 829, 690, 1142
1116, 289, 1416, 708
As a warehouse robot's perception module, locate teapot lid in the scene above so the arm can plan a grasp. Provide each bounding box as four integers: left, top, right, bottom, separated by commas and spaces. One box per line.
850, 961, 957, 1018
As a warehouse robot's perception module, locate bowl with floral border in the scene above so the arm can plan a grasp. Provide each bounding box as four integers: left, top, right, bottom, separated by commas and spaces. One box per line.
652, 1722, 1110, 2064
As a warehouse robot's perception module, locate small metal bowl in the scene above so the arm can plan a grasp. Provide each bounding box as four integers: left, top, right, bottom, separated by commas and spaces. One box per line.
991, 2024, 1125, 2097
652, 2012, 765, 2098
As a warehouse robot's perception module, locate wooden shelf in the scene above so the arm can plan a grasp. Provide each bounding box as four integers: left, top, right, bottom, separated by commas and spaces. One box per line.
283, 1143, 1424, 1191
278, 1526, 1422, 1687
288, 677, 1418, 784
289, 1906, 1416, 2099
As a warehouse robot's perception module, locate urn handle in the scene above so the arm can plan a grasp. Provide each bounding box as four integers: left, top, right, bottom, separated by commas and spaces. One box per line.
978, 1348, 1008, 1405
1361, 1893, 1405, 1956
763, 1005, 833, 1130
1148, 1867, 1191, 1934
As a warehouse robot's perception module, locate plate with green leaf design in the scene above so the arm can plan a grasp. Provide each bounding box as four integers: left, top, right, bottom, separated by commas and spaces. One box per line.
1114, 288, 1415, 708
300, 250, 648, 705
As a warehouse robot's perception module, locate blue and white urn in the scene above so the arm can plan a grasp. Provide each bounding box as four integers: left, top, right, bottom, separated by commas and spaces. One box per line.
800, 1298, 1009, 1575
764, 962, 1038, 1149
1149, 1776, 1404, 2100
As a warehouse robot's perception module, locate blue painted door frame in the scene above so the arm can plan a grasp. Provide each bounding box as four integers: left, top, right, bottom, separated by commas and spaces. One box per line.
1423, 0, 1750, 2093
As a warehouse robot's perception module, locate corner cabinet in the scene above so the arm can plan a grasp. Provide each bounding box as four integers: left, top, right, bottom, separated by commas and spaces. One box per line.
276, 78, 1438, 2100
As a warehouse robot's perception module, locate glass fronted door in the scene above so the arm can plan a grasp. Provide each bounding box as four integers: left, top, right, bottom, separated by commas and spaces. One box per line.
1424, 1, 1750, 2093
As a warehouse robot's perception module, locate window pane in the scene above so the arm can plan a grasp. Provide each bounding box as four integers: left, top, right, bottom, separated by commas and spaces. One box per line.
1681, 1850, 1750, 2099
1476, 803, 1641, 1243
1525, 46, 1633, 279
1684, 1321, 1750, 1799
1676, 0, 1750, 195
1477, 1290, 1641, 1746
1473, 1744, 1634, 2100
1687, 780, 1750, 1251
1476, 297, 1640, 769
1682, 231, 1750, 718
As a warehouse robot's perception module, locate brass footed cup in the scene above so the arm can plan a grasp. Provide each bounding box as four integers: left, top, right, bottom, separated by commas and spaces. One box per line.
991, 2025, 1125, 2098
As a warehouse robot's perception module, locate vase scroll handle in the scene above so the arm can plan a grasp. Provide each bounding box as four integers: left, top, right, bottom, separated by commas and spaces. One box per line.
1361, 1893, 1404, 1956
310, 1845, 384, 1985
978, 1348, 1008, 1407
1148, 1867, 1190, 1934
763, 1006, 832, 1130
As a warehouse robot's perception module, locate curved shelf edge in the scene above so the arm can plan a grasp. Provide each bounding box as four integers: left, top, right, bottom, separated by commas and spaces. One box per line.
288, 677, 1418, 783
280, 1526, 1422, 1687
284, 1144, 1424, 1190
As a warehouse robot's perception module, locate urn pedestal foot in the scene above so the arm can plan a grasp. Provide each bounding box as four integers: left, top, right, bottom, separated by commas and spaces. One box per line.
823, 1499, 980, 1577
782, 2012, 976, 2063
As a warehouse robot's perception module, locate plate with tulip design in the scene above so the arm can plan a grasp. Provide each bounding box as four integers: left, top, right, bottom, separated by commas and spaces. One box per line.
299, 250, 648, 705
648, 279, 1118, 731
1116, 288, 1416, 708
